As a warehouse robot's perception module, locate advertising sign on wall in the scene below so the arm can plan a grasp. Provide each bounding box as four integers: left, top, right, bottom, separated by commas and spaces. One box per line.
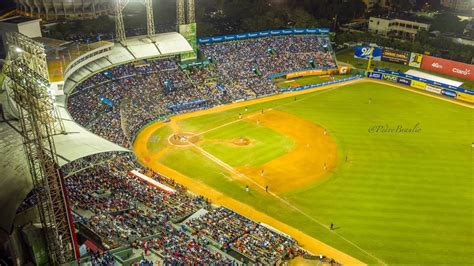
285, 69, 337, 79
421, 55, 474, 80
381, 48, 410, 65
425, 85, 442, 95
382, 73, 398, 82
338, 65, 351, 74
367, 72, 382, 79
441, 89, 457, 98
197, 28, 330, 44
411, 80, 427, 90
179, 23, 198, 61
408, 53, 423, 68
354, 46, 382, 61
397, 77, 412, 86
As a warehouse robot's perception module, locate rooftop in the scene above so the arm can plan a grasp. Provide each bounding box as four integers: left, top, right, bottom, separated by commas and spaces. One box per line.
371, 13, 432, 24
0, 16, 40, 24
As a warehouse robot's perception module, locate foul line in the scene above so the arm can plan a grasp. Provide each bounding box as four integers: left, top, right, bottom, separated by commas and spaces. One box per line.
185, 86, 387, 265
187, 141, 386, 265
196, 85, 343, 137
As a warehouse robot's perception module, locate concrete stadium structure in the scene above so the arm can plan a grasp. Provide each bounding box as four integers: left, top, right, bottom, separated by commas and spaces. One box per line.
14, 0, 113, 20
0, 31, 193, 237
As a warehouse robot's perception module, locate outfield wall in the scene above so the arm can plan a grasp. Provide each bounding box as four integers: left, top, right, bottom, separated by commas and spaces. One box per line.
281, 75, 363, 92
367, 69, 474, 103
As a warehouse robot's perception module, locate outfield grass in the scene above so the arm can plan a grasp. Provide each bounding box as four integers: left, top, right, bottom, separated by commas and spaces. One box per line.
151, 82, 473, 264
337, 49, 474, 90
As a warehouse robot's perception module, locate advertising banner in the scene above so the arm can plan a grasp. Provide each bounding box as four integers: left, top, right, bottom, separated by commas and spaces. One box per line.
381, 48, 410, 65
409, 53, 423, 68
338, 65, 351, 74
367, 72, 382, 79
397, 77, 412, 86
285, 69, 338, 79
411, 80, 427, 90
373, 68, 474, 95
425, 85, 442, 95
456, 91, 474, 103
382, 73, 398, 82
441, 89, 457, 98
421, 55, 474, 80
280, 75, 363, 92
179, 23, 198, 61
197, 28, 330, 44
354, 46, 382, 61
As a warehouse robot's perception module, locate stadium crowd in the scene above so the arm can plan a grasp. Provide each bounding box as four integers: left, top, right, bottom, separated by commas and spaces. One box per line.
67, 34, 337, 147
185, 207, 299, 265
62, 152, 306, 264
63, 34, 341, 264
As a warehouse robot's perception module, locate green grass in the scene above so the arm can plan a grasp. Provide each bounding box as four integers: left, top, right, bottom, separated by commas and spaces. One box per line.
200, 120, 294, 167
337, 49, 474, 90
146, 126, 173, 153
153, 82, 473, 265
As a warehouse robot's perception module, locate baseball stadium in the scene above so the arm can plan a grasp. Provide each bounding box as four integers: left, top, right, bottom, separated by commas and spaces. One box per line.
0, 0, 473, 265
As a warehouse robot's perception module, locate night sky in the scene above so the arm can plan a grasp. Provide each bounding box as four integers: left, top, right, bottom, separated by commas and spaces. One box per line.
0, 0, 16, 12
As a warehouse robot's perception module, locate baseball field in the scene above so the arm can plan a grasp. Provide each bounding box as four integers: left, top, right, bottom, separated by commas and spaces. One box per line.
134, 80, 473, 265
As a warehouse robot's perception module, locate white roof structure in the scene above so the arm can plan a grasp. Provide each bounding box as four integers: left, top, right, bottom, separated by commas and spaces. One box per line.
54, 32, 194, 159
53, 94, 129, 166
47, 32, 194, 160
154, 32, 194, 55
405, 69, 464, 87
63, 32, 193, 94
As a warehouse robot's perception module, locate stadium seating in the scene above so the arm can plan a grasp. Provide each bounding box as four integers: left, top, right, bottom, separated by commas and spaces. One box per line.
67, 34, 337, 148
62, 35, 342, 264
62, 152, 301, 264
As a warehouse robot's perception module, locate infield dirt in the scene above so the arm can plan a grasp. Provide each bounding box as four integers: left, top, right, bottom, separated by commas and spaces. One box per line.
134, 82, 364, 265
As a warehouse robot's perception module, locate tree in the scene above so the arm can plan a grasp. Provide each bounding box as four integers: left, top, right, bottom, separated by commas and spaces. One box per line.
389, 0, 414, 12
430, 13, 466, 34
289, 8, 319, 28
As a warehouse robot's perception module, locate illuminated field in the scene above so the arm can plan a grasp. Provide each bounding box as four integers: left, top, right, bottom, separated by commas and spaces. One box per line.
134, 81, 473, 264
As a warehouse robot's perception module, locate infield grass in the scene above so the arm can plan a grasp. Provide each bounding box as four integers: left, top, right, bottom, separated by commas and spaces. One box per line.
200, 120, 294, 167
146, 82, 473, 264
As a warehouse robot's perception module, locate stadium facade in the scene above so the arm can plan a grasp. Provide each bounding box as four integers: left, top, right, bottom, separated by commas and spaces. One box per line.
14, 0, 113, 20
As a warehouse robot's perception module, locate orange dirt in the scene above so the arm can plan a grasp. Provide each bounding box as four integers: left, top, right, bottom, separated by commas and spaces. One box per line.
238, 109, 337, 194
133, 78, 469, 265
232, 137, 251, 146
134, 81, 366, 265
169, 133, 200, 146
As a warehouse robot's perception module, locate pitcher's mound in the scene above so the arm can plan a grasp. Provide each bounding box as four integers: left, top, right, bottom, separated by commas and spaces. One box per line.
169, 133, 199, 146
233, 137, 251, 146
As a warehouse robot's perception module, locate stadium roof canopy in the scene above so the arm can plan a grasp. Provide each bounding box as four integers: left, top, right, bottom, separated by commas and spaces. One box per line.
58, 32, 193, 94
53, 94, 129, 166
405, 69, 464, 87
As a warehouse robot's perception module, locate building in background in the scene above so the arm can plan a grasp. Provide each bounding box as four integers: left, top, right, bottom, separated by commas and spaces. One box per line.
363, 0, 392, 11
0, 16, 42, 56
14, 0, 113, 20
440, 0, 473, 12
369, 15, 430, 39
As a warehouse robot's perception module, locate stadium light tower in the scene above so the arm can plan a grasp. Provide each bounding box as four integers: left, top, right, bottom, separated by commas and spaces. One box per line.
145, 0, 156, 37
186, 0, 195, 23
5, 32, 79, 264
115, 0, 128, 44
177, 0, 186, 25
